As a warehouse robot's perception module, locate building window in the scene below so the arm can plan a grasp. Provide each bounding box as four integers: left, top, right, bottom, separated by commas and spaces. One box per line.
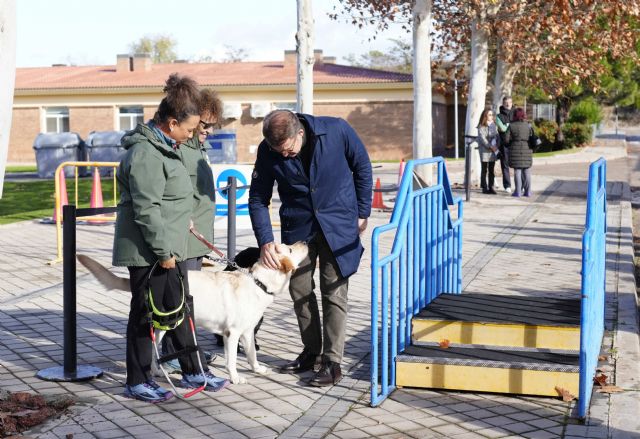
45, 107, 69, 133
532, 104, 556, 121
272, 102, 297, 111
119, 106, 144, 130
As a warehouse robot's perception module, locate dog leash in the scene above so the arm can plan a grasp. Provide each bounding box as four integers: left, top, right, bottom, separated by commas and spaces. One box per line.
189, 224, 225, 257
189, 225, 276, 296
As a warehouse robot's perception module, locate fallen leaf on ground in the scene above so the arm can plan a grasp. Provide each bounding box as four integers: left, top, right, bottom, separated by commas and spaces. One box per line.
594, 373, 608, 386
439, 339, 450, 349
595, 385, 624, 394
598, 355, 608, 361
555, 386, 576, 401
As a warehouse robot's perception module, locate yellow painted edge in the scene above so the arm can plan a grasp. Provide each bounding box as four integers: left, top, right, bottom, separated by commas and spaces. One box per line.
396, 362, 579, 397
413, 320, 580, 350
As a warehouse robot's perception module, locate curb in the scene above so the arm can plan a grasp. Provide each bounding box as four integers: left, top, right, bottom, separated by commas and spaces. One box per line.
609, 183, 640, 438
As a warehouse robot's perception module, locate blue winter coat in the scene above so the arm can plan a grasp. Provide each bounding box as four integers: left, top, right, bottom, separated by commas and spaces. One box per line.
249, 114, 372, 278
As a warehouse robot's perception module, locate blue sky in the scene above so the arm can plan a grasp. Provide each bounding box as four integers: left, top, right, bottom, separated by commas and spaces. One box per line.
17, 0, 408, 67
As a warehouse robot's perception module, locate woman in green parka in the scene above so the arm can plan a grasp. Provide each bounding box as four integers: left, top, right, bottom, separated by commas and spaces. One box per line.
161, 89, 222, 371
113, 74, 228, 403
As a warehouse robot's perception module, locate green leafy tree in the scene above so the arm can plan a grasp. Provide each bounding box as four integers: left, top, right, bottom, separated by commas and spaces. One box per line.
222, 45, 249, 63
343, 38, 412, 72
129, 34, 177, 64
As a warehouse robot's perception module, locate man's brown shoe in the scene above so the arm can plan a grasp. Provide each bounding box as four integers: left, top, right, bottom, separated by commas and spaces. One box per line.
280, 349, 319, 374
308, 361, 342, 387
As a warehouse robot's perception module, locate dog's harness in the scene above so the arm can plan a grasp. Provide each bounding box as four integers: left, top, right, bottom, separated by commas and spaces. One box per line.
204, 255, 275, 296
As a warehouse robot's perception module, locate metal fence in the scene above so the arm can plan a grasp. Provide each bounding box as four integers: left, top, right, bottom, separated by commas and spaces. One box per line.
370, 157, 463, 406
578, 158, 607, 419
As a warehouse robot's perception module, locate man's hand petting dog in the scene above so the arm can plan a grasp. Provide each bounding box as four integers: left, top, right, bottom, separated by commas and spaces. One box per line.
260, 242, 282, 270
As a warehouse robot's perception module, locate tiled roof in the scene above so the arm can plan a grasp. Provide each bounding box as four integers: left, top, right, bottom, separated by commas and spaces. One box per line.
15, 61, 412, 90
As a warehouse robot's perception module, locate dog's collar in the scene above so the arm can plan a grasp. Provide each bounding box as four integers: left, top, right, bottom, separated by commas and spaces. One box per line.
252, 278, 275, 296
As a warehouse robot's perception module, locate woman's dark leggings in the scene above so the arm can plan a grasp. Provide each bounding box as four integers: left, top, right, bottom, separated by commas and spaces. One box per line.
126, 262, 205, 385
481, 161, 496, 190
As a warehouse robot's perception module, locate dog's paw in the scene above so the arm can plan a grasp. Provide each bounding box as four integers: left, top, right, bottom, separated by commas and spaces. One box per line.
230, 373, 247, 385
253, 365, 269, 375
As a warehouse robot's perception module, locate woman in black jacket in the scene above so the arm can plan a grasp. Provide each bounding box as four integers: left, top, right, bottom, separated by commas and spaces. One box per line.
504, 108, 534, 197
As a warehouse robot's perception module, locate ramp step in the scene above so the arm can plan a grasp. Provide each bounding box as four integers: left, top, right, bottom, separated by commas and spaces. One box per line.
413, 341, 578, 355
396, 345, 579, 397
412, 293, 581, 350
415, 293, 581, 326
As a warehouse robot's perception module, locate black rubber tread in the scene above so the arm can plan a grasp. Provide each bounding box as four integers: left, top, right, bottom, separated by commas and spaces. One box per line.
414, 293, 580, 327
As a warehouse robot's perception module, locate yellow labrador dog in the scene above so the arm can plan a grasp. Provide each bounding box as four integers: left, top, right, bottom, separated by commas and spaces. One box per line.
77, 242, 308, 384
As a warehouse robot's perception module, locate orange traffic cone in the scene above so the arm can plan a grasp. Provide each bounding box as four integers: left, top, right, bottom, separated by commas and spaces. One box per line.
52, 170, 68, 223
397, 158, 406, 186
372, 178, 388, 210
88, 168, 106, 223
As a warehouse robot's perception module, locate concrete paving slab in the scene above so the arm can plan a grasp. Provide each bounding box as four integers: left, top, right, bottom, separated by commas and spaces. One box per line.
0, 137, 638, 438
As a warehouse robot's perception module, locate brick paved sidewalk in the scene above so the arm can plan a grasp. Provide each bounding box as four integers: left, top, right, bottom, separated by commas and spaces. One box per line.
0, 153, 638, 438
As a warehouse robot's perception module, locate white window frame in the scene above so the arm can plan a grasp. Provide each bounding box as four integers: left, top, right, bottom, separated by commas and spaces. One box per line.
118, 106, 144, 131
44, 107, 69, 133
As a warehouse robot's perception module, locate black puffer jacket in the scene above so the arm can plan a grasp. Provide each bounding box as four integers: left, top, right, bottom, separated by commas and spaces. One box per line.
504, 121, 533, 168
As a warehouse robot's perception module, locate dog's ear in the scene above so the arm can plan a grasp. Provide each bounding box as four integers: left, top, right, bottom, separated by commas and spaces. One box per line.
278, 256, 295, 273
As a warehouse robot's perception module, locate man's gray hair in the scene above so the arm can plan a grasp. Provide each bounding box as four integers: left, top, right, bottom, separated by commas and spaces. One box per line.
262, 110, 302, 147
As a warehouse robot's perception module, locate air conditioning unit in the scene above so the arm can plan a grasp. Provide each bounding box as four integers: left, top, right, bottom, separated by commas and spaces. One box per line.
223, 102, 242, 120
250, 101, 272, 119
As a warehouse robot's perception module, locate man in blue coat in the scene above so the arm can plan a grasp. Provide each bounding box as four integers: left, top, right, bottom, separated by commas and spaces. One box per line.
249, 110, 372, 386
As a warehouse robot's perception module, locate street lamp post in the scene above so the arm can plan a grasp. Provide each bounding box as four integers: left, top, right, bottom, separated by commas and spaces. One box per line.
454, 78, 459, 160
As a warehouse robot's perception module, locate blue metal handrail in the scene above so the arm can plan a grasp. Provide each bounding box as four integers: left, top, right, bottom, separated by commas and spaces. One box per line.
370, 158, 463, 406
578, 158, 607, 419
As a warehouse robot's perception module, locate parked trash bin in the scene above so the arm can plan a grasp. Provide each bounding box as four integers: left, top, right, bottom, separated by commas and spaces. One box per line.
205, 129, 237, 164
85, 131, 126, 176
32, 132, 84, 179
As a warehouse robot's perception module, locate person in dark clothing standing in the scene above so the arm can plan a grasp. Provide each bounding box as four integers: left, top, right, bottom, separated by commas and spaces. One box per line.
504, 108, 535, 197
249, 110, 372, 387
495, 96, 514, 193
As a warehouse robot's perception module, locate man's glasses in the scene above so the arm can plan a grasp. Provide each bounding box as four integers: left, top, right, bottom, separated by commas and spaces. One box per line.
269, 134, 298, 155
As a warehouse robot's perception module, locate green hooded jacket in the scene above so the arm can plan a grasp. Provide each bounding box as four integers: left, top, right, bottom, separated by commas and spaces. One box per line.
112, 123, 194, 267
176, 136, 216, 259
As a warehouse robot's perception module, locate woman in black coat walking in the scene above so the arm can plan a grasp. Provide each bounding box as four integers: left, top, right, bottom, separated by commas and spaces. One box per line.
504, 108, 534, 197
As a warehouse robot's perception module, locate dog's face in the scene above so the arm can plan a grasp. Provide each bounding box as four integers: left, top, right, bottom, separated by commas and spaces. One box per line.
274, 241, 308, 273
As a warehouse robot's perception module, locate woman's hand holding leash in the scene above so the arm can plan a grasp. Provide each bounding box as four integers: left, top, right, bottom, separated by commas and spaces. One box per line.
160, 256, 176, 269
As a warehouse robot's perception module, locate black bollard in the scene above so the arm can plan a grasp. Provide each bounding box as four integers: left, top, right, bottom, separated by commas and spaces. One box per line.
227, 176, 237, 260
37, 204, 103, 382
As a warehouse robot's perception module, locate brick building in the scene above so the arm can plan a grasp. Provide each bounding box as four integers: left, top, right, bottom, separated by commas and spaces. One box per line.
10, 51, 460, 164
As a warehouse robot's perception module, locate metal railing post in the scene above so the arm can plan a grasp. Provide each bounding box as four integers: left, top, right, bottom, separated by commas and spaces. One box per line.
227, 176, 237, 259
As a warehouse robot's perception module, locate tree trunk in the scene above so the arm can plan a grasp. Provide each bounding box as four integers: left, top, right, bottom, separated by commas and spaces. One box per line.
464, 17, 490, 186
0, 0, 16, 198
412, 0, 433, 185
555, 95, 571, 144
296, 0, 314, 114
492, 39, 517, 111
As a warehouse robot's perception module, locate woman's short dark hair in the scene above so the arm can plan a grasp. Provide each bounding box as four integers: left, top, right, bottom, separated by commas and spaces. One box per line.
513, 108, 526, 121
154, 73, 201, 124
199, 88, 223, 127
262, 110, 301, 147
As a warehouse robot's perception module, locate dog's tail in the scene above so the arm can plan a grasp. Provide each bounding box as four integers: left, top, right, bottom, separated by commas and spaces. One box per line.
77, 254, 130, 291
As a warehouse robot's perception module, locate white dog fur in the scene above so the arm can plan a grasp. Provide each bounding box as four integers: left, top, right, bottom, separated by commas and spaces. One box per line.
77, 242, 308, 384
